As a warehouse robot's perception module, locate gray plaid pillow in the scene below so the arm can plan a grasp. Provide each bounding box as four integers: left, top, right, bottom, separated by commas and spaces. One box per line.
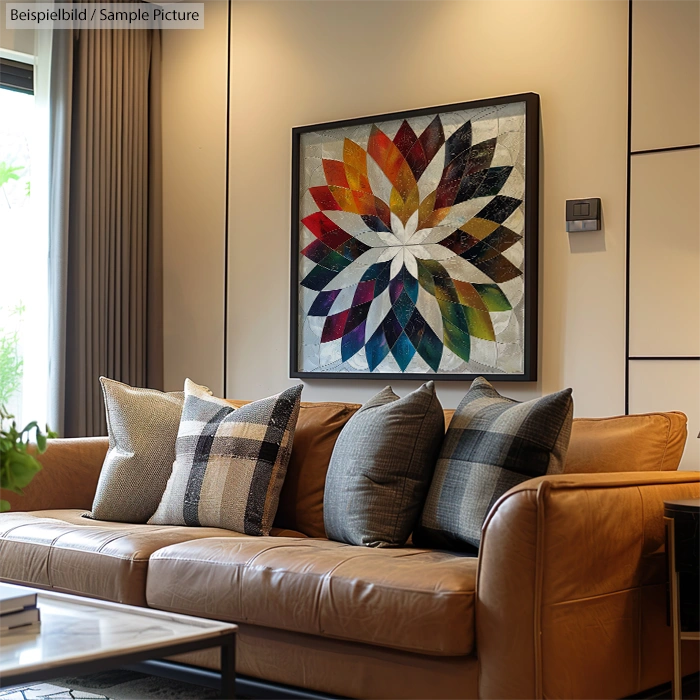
149, 380, 302, 535
324, 382, 444, 548
414, 377, 573, 551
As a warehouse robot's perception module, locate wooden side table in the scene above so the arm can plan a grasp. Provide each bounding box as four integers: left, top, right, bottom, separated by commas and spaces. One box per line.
664, 499, 700, 700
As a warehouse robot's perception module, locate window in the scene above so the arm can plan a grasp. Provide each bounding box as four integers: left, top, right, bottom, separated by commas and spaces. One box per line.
0, 55, 48, 428
0, 58, 33, 94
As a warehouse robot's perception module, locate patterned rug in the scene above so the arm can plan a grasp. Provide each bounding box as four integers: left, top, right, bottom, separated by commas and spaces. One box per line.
0, 670, 220, 699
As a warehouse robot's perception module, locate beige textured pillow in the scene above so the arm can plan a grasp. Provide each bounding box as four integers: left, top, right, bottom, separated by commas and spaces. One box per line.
87, 377, 187, 523
149, 380, 303, 535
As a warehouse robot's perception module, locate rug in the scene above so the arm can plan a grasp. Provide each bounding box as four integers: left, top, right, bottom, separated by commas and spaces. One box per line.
0, 670, 220, 700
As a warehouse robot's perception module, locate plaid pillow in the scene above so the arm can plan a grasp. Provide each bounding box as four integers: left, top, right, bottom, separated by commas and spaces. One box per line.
414, 377, 573, 551
149, 380, 302, 535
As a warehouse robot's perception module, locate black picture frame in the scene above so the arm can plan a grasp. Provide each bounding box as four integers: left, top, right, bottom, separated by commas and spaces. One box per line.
290, 92, 540, 382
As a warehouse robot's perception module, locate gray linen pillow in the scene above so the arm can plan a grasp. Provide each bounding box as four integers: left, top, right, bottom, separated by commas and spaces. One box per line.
414, 377, 574, 552
87, 377, 186, 523
323, 382, 444, 548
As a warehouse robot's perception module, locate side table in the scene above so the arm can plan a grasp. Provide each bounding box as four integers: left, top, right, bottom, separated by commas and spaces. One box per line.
664, 499, 700, 700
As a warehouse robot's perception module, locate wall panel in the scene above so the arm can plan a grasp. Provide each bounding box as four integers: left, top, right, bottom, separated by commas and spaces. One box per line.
631, 0, 700, 152
629, 149, 700, 357
627, 0, 700, 470
161, 1, 229, 395
629, 361, 699, 471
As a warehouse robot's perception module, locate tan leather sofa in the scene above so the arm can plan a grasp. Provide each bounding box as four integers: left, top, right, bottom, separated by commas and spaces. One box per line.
1, 403, 698, 699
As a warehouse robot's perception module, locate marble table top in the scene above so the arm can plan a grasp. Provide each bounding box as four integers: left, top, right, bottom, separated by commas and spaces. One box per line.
0, 588, 236, 681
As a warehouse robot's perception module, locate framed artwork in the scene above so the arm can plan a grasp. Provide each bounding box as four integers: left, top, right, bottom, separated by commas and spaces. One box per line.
290, 92, 539, 381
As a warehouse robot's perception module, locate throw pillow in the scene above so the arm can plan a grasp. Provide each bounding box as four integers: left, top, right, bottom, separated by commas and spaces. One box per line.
87, 377, 186, 523
177, 398, 362, 538
149, 380, 302, 535
414, 377, 573, 552
324, 382, 444, 548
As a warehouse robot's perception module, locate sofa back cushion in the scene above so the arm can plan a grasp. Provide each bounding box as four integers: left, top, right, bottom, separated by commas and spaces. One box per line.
227, 400, 685, 539
563, 411, 687, 473
230, 398, 450, 538
228, 399, 360, 538
278, 402, 361, 537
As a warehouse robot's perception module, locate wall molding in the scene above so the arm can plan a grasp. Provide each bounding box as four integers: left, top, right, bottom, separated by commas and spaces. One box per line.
223, 0, 232, 395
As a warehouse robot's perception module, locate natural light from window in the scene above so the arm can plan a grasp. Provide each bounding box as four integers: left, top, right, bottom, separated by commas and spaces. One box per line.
0, 82, 49, 429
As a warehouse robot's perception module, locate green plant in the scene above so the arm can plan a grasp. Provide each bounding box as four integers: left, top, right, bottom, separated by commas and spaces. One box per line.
0, 328, 23, 407
0, 406, 57, 512
0, 305, 24, 406
0, 161, 24, 209
0, 161, 23, 188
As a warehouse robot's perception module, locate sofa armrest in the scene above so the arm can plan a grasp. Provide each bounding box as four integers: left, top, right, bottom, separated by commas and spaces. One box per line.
476, 471, 700, 700
1, 437, 108, 512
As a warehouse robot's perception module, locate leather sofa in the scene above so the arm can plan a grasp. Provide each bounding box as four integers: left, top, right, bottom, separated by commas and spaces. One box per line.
1, 402, 699, 699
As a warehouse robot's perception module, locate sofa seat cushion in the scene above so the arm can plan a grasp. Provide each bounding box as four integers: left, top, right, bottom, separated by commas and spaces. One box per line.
0, 510, 305, 606
146, 537, 477, 656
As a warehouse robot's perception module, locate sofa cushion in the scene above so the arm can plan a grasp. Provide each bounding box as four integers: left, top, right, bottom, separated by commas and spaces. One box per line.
88, 377, 186, 523
231, 400, 450, 539
564, 411, 687, 473
0, 510, 305, 606
224, 400, 361, 539
324, 383, 445, 548
149, 381, 302, 535
415, 378, 574, 551
275, 402, 360, 538
146, 537, 477, 656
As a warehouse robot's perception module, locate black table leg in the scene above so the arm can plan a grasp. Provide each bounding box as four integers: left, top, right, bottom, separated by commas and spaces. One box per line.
220, 633, 236, 699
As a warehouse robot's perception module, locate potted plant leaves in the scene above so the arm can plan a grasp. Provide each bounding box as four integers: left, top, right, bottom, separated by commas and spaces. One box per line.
0, 406, 57, 512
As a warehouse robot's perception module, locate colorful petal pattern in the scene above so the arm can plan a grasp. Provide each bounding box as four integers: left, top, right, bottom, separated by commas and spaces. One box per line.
298, 102, 527, 374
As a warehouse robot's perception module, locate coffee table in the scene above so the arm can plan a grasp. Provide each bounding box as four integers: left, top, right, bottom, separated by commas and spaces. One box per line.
0, 588, 237, 698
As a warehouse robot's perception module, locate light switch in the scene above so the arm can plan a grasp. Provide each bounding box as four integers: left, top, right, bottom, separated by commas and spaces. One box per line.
566, 198, 601, 232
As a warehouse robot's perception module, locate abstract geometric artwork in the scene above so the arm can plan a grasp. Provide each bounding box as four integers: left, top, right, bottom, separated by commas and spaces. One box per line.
291, 93, 539, 380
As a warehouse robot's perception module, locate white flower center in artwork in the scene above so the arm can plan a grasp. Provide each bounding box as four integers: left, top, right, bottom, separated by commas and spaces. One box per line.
374, 210, 434, 280
391, 211, 418, 244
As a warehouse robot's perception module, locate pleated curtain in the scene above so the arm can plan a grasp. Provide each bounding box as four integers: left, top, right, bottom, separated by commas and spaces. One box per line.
48, 24, 163, 437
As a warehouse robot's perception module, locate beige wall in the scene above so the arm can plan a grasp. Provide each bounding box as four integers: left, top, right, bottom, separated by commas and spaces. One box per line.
163, 1, 631, 415
161, 0, 228, 396
0, 1, 34, 55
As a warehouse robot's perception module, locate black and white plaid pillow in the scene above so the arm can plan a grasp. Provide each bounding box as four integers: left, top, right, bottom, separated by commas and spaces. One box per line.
414, 377, 573, 552
149, 380, 302, 535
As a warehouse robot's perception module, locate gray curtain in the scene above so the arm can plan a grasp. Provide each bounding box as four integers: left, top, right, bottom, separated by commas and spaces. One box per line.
48, 26, 163, 438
